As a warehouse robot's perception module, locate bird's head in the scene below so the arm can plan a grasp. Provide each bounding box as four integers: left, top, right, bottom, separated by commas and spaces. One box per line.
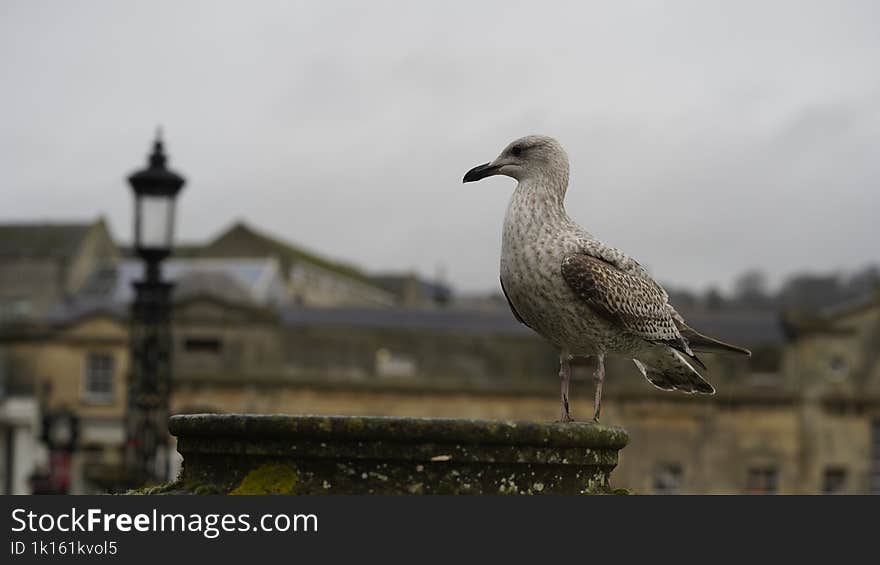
462, 135, 569, 184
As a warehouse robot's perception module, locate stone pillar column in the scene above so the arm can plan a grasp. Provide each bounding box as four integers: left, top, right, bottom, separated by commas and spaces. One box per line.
168, 414, 629, 495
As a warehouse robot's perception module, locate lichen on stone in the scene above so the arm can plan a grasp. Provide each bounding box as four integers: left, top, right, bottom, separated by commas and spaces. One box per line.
230, 463, 299, 495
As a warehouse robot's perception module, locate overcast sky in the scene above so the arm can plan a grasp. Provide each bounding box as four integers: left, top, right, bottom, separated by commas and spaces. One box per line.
2, 1, 878, 293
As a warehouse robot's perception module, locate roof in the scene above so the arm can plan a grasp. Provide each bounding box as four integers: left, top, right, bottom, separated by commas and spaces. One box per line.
201, 222, 372, 284
370, 273, 452, 303
0, 222, 94, 259
281, 306, 535, 336
279, 305, 786, 343
678, 308, 786, 346
818, 291, 880, 321
78, 257, 286, 306
781, 290, 880, 338
174, 270, 255, 305
42, 299, 128, 325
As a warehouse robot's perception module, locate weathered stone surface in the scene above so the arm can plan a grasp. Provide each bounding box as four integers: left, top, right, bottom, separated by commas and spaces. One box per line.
169, 414, 628, 495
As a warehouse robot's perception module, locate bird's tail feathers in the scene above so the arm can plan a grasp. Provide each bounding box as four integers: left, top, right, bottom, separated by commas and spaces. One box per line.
678, 326, 752, 357
633, 348, 715, 395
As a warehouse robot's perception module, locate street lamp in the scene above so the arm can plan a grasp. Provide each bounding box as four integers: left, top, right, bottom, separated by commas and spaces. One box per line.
125, 130, 185, 486
129, 130, 185, 263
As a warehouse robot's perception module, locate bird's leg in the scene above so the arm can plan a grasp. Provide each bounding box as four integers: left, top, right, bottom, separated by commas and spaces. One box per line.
592, 354, 606, 423
559, 352, 573, 422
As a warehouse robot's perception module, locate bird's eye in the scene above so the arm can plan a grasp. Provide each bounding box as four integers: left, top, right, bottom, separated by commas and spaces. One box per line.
511, 145, 523, 157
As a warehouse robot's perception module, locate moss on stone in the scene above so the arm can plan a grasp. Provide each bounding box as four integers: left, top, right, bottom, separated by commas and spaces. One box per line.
168, 415, 630, 495
124, 480, 183, 496
192, 483, 222, 495
229, 463, 299, 495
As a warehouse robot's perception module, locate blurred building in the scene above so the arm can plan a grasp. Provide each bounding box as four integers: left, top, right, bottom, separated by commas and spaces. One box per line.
0, 219, 119, 322
2, 219, 879, 494
0, 218, 430, 492
0, 308, 128, 493
167, 299, 880, 494
368, 273, 452, 308
777, 293, 880, 494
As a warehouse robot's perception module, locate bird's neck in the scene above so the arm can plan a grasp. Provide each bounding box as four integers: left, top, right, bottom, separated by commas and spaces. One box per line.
507, 172, 570, 227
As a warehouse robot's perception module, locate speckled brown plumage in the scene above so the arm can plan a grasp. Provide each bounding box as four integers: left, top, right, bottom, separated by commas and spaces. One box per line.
464, 134, 751, 421
560, 253, 682, 346
560, 253, 705, 369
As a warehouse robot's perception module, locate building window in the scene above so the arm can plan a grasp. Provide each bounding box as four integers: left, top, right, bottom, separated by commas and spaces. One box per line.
827, 354, 848, 382
0, 298, 31, 321
83, 353, 115, 403
822, 467, 847, 494
746, 466, 778, 494
653, 463, 684, 494
374, 348, 417, 378
184, 338, 222, 354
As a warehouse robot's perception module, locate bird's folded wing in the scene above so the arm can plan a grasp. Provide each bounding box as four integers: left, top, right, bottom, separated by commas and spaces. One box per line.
561, 252, 689, 352
577, 239, 657, 283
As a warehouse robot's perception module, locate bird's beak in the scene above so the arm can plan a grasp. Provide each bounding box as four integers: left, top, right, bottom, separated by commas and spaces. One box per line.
462, 161, 501, 183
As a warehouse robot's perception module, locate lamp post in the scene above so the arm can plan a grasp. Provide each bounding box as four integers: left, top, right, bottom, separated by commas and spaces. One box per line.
125, 131, 185, 485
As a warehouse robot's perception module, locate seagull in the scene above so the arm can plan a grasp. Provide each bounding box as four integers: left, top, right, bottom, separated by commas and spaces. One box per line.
463, 135, 751, 422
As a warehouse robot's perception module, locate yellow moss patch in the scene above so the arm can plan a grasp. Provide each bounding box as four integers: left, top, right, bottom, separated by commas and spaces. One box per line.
230, 464, 299, 495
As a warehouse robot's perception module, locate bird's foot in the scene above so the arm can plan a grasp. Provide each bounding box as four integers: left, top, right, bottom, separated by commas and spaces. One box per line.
557, 413, 576, 423
557, 393, 575, 423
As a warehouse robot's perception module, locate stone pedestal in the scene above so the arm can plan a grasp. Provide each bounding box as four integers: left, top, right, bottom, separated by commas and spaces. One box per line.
168, 414, 628, 495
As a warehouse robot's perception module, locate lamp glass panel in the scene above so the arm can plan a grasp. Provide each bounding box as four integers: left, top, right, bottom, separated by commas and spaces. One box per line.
137, 194, 174, 250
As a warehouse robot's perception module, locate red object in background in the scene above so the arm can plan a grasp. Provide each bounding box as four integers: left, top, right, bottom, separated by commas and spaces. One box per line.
29, 450, 71, 494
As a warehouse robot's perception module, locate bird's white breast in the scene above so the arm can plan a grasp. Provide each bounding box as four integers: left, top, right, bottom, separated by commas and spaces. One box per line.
499, 181, 635, 356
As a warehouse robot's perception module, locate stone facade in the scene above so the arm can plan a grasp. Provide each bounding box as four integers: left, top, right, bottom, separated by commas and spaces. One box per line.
3, 276, 879, 493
